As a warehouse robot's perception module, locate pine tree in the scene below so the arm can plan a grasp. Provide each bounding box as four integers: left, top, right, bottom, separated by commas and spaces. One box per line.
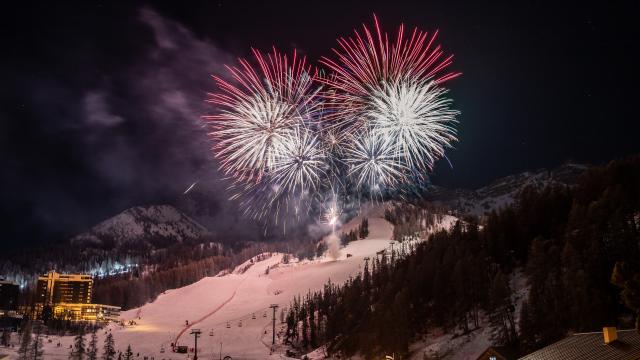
29, 323, 45, 360
358, 218, 369, 239
70, 328, 86, 360
123, 345, 133, 360
518, 300, 537, 352
87, 330, 98, 360
17, 320, 32, 360
488, 271, 517, 345
309, 300, 317, 348
102, 333, 116, 360
285, 309, 296, 343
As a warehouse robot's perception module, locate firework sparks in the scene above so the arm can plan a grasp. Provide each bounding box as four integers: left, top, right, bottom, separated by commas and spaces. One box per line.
319, 14, 461, 99
344, 130, 408, 192
367, 79, 459, 171
324, 200, 340, 226
270, 126, 326, 196
205, 48, 328, 220
319, 15, 460, 178
205, 48, 323, 182
204, 17, 461, 224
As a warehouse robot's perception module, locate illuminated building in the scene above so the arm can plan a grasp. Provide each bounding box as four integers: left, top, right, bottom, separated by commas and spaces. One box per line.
36, 271, 93, 305
35, 271, 120, 322
51, 303, 121, 322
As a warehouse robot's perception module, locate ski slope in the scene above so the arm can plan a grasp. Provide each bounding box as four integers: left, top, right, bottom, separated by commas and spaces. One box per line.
6, 205, 401, 359
1, 204, 462, 360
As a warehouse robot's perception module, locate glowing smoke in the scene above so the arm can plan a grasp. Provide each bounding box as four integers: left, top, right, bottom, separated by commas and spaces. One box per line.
325, 233, 341, 260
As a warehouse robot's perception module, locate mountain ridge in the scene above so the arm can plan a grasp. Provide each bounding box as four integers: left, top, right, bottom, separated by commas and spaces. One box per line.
427, 163, 589, 216
70, 204, 209, 249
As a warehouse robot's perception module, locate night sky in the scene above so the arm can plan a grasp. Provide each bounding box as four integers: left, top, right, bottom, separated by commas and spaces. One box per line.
1, 0, 638, 247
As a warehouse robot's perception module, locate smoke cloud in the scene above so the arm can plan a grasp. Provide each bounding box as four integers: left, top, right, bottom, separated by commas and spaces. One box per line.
0, 6, 263, 245
325, 233, 341, 260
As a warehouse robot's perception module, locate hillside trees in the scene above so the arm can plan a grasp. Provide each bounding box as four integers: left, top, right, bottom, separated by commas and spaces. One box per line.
284, 156, 640, 358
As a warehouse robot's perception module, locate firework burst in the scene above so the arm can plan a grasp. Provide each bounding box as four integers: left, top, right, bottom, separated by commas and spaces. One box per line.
344, 130, 408, 192
319, 15, 460, 176
205, 48, 322, 182
319, 14, 461, 99
270, 126, 326, 197
205, 17, 461, 224
205, 48, 328, 220
367, 79, 459, 171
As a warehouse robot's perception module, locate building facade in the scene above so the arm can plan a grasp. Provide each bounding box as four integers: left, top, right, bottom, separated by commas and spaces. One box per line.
35, 271, 120, 322
36, 271, 93, 305
52, 303, 121, 322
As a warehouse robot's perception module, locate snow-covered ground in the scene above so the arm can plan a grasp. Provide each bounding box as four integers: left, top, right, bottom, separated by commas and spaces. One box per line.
408, 270, 529, 360
2, 205, 400, 360
0, 203, 467, 360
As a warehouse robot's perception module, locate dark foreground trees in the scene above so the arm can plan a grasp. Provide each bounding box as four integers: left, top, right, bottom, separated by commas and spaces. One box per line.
285, 156, 640, 358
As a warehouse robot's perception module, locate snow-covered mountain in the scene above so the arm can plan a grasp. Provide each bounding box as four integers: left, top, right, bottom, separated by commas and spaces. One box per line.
70, 204, 208, 249
426, 163, 588, 216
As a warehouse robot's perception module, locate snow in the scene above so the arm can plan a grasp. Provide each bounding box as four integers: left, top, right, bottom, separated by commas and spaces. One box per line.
410, 320, 493, 360
71, 205, 208, 246
4, 204, 400, 359
1, 203, 464, 359
408, 270, 530, 360
426, 214, 459, 234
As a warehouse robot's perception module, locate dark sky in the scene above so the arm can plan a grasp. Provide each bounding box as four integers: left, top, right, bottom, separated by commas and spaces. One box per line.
1, 0, 638, 247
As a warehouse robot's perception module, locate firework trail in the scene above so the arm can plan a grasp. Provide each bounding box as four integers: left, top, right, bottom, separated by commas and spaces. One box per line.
270, 125, 326, 196
182, 181, 198, 195
323, 196, 342, 260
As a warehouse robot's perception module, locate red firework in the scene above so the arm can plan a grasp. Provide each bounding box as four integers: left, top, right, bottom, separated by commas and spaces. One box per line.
319, 15, 461, 125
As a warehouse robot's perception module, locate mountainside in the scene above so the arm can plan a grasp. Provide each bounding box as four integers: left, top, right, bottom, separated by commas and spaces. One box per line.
5, 203, 458, 359
70, 204, 209, 249
426, 163, 588, 216
67, 164, 587, 251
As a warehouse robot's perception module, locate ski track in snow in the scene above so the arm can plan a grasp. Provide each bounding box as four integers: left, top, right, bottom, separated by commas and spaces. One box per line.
173, 277, 245, 347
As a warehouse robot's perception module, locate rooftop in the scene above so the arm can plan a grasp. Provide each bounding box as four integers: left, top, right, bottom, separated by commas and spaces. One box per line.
519, 329, 640, 360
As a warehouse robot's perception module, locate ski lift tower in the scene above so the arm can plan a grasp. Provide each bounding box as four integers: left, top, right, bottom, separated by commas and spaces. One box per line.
270, 304, 279, 345
190, 328, 202, 360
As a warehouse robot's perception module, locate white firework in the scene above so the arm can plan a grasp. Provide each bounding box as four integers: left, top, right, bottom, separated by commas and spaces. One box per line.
206, 49, 322, 182
367, 79, 459, 171
213, 94, 303, 179
270, 126, 326, 197
344, 131, 408, 191
226, 126, 326, 220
